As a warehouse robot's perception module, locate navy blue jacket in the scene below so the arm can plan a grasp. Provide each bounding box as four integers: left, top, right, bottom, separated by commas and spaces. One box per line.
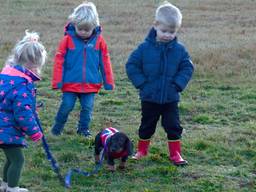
126, 28, 194, 104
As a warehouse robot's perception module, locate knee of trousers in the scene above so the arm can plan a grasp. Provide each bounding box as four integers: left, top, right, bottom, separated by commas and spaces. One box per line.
139, 129, 155, 140
165, 126, 183, 138
81, 106, 94, 113
60, 103, 75, 113
12, 156, 24, 169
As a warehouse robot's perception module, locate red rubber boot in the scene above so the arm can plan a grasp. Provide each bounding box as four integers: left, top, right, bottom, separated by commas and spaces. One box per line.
132, 139, 150, 160
168, 140, 188, 166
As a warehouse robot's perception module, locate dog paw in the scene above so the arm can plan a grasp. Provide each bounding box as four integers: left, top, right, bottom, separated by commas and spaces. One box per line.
118, 162, 126, 170
107, 165, 116, 172
118, 165, 125, 170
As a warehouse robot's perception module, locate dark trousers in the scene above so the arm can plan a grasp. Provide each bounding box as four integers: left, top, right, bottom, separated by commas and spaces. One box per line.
139, 101, 183, 140
2, 147, 24, 187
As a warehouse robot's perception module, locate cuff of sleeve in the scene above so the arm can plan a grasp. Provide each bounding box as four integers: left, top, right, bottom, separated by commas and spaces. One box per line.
134, 78, 147, 89
104, 84, 114, 90
137, 83, 146, 90
30, 132, 43, 142
174, 83, 182, 92
53, 82, 63, 89
57, 82, 63, 89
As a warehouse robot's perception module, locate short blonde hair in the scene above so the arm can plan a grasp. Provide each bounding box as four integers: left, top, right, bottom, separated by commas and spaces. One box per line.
6, 30, 47, 74
155, 1, 182, 28
68, 1, 99, 28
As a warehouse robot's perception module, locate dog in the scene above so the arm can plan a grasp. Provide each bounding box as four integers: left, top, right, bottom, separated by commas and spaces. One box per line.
94, 127, 133, 171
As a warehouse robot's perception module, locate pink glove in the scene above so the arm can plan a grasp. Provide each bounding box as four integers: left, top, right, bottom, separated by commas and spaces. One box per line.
30, 132, 43, 142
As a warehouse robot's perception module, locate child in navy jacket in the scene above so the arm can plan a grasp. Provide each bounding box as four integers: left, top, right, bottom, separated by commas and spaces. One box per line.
0, 31, 47, 192
126, 1, 194, 166
51, 2, 115, 137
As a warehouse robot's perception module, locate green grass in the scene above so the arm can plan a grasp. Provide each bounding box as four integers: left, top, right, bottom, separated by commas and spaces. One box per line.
0, 0, 256, 191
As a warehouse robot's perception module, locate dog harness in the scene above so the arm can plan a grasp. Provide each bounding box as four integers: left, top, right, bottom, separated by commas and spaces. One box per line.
100, 127, 129, 159
100, 127, 119, 145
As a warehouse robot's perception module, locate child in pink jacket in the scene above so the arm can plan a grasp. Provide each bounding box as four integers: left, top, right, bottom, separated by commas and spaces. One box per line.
0, 30, 47, 192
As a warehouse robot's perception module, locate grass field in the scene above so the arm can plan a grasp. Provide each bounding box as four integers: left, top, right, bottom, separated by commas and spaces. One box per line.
0, 0, 256, 191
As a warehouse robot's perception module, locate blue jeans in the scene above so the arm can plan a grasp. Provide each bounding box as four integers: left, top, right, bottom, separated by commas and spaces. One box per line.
52, 92, 95, 134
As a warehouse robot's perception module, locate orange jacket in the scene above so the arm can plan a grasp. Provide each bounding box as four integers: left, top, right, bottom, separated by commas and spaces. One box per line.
52, 23, 114, 93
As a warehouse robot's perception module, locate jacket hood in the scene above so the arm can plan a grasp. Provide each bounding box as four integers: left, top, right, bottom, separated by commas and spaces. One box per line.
145, 27, 177, 47
1, 65, 40, 82
0, 65, 39, 102
64, 23, 102, 38
0, 75, 25, 102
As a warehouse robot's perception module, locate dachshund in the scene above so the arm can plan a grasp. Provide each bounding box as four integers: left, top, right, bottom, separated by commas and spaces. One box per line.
94, 127, 133, 171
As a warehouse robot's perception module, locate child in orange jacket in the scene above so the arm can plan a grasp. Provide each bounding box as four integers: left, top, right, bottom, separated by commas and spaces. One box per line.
51, 2, 114, 137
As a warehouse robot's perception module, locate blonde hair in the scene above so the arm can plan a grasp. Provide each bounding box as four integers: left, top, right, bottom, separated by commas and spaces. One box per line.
6, 30, 47, 74
68, 1, 99, 28
155, 1, 182, 28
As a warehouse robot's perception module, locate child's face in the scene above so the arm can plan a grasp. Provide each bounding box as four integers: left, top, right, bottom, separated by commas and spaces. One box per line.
75, 24, 94, 40
154, 23, 178, 42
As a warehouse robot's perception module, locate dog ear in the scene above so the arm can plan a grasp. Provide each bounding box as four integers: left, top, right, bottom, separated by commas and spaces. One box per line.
126, 138, 134, 156
94, 132, 104, 155
106, 136, 112, 149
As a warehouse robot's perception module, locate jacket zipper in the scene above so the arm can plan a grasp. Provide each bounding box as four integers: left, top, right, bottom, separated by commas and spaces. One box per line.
82, 46, 86, 92
160, 46, 165, 104
81, 33, 98, 92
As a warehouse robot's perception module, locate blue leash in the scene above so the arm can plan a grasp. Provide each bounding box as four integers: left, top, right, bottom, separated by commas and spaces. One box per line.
36, 102, 105, 188
64, 145, 106, 188
35, 116, 65, 186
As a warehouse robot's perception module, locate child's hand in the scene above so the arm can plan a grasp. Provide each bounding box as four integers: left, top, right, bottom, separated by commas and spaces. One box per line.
30, 132, 43, 142
36, 101, 44, 112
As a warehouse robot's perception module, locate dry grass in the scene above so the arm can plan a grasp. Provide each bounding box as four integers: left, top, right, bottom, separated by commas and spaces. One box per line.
1, 0, 255, 77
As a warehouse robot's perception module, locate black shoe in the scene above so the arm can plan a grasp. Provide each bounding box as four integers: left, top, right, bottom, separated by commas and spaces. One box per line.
51, 125, 63, 136
77, 130, 92, 138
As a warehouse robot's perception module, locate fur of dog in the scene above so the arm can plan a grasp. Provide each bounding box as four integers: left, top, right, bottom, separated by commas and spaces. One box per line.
94, 127, 133, 171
